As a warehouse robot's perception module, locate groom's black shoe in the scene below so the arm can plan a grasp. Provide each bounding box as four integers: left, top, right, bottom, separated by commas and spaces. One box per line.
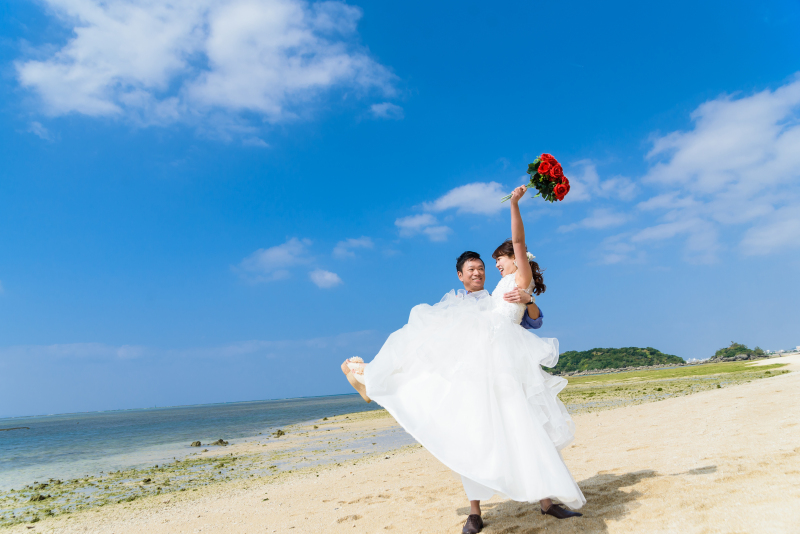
541, 504, 582, 519
462, 514, 483, 533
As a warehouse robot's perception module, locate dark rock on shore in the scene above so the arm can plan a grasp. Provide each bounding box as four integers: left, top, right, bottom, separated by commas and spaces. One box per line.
210, 439, 228, 446
710, 353, 759, 362
29, 494, 49, 502
273, 429, 285, 437
190, 441, 201, 447
557, 362, 691, 377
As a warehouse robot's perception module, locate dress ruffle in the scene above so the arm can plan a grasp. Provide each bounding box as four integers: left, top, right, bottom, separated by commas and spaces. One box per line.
364, 289, 585, 508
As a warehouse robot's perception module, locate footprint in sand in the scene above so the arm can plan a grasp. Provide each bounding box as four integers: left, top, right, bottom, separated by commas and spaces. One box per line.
336, 514, 362, 523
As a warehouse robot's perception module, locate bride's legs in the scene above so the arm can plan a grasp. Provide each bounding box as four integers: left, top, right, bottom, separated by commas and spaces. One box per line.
540, 498, 552, 511
341, 358, 371, 403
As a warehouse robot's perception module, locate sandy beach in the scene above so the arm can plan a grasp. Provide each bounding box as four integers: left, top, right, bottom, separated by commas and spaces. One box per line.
5, 356, 799, 534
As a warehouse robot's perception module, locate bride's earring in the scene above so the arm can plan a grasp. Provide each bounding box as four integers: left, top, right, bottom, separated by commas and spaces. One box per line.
513, 260, 517, 268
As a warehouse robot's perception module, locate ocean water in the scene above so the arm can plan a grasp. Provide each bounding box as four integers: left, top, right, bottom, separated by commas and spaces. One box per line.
0, 394, 384, 491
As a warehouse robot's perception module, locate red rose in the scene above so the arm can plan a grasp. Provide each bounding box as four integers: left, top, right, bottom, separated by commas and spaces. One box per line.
550, 163, 564, 180
537, 160, 552, 175
554, 183, 567, 200
540, 153, 556, 164
561, 177, 569, 188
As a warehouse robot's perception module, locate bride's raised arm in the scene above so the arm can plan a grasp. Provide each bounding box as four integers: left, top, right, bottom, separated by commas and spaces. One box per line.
509, 186, 533, 290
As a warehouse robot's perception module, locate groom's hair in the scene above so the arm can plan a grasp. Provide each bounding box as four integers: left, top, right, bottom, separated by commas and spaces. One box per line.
456, 251, 484, 273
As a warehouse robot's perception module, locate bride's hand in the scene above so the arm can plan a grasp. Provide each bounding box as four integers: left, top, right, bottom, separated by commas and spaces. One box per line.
510, 185, 527, 204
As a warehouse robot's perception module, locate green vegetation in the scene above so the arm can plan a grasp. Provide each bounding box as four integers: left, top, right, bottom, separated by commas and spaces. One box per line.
559, 360, 790, 414
547, 346, 683, 374
713, 342, 764, 359
565, 361, 786, 385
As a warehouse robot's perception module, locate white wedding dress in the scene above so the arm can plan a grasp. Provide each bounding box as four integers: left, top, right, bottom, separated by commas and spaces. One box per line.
362, 273, 586, 509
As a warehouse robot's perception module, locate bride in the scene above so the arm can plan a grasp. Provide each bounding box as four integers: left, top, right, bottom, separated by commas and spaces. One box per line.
341, 186, 585, 531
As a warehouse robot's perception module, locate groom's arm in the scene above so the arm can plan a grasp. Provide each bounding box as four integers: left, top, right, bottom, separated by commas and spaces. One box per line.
521, 305, 543, 330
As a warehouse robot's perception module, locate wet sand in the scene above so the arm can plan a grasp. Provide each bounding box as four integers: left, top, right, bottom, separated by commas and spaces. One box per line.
5, 357, 799, 533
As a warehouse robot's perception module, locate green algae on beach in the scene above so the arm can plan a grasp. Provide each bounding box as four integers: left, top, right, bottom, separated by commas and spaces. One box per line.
558, 360, 789, 414
0, 411, 404, 528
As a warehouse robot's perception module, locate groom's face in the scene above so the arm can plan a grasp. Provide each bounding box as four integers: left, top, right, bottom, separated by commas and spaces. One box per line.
458, 259, 485, 292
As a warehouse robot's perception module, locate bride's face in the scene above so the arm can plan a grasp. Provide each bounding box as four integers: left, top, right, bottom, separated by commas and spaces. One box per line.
495, 255, 516, 276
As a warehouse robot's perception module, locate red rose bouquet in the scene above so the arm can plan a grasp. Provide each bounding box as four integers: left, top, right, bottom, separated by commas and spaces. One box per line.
501, 153, 571, 203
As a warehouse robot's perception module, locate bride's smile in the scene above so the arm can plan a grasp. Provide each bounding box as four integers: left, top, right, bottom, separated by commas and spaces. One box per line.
495, 255, 517, 276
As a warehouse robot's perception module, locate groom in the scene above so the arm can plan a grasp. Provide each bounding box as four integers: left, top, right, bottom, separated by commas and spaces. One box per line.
456, 250, 542, 328
455, 251, 581, 534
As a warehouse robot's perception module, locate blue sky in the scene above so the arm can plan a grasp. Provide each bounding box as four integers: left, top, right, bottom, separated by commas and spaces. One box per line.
1, 0, 800, 417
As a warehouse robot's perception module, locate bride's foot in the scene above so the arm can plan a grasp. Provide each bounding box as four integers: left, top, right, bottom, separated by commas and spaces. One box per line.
342, 358, 371, 403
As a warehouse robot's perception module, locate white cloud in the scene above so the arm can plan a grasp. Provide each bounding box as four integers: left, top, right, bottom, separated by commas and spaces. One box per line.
0, 331, 381, 361
370, 102, 403, 120
422, 181, 508, 215
236, 237, 312, 282
562, 160, 638, 203
395, 213, 450, 241
309, 268, 343, 288
16, 0, 395, 131
740, 207, 800, 256
558, 208, 628, 233
242, 137, 269, 148
598, 75, 800, 262
27, 121, 54, 141
597, 235, 640, 265
333, 236, 374, 258
0, 343, 146, 360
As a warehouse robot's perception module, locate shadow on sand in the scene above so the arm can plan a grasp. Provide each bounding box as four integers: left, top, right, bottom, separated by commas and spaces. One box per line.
455, 466, 716, 534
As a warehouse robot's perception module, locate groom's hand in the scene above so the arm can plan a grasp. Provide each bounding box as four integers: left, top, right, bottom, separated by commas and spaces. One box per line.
503, 288, 533, 304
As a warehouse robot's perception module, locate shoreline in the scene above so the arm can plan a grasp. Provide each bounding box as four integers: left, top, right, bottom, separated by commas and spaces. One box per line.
2, 356, 797, 530
0, 392, 374, 425
3, 364, 798, 533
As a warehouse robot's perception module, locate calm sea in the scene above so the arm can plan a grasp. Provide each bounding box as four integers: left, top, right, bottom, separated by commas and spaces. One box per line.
0, 394, 384, 491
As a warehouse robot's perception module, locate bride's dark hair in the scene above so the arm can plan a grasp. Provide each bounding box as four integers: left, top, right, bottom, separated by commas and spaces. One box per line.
491, 239, 546, 295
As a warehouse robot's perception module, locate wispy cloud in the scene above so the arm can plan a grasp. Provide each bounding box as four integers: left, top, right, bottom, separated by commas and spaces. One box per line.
309, 269, 343, 288
333, 236, 374, 258
562, 160, 637, 203
16, 0, 396, 133
422, 181, 508, 215
395, 213, 450, 242
0, 342, 146, 360
596, 75, 800, 262
392, 181, 511, 242
27, 121, 54, 141
235, 237, 312, 282
558, 208, 628, 233
370, 102, 404, 120
242, 137, 269, 148
740, 206, 800, 256
0, 331, 382, 361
